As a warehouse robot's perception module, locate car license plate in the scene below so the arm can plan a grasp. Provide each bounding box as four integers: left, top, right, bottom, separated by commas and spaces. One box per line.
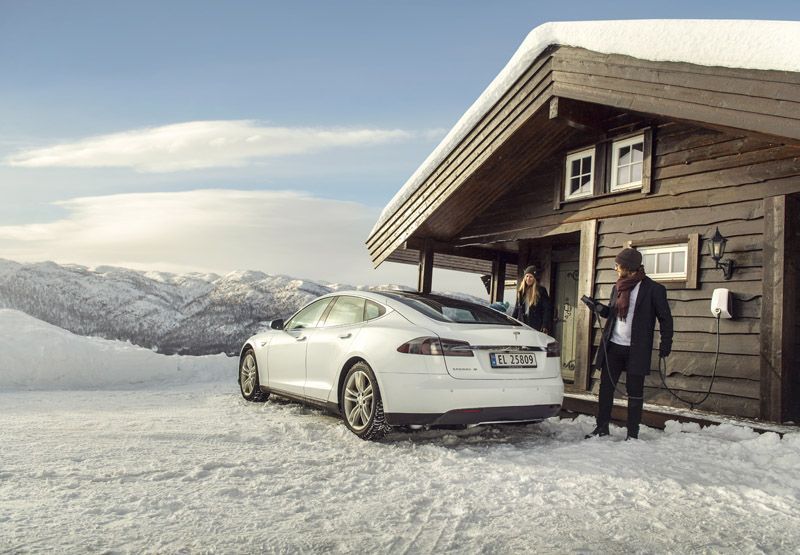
490, 352, 537, 368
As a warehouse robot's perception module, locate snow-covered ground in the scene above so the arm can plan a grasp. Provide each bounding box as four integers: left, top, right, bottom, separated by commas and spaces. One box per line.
2, 382, 799, 553
2, 309, 800, 552
0, 309, 232, 390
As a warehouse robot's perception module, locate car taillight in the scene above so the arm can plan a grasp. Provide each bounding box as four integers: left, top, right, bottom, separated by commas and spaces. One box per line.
440, 338, 474, 357
397, 337, 473, 357
546, 340, 560, 358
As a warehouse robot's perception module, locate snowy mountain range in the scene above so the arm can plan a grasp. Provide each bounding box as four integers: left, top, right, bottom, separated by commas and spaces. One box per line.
0, 259, 381, 356
0, 259, 482, 357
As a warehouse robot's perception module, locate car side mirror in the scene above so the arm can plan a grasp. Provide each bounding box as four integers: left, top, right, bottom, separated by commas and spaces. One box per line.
269, 318, 284, 330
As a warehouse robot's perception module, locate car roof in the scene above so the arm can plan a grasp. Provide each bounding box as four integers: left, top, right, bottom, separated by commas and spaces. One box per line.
315, 289, 403, 303
329, 289, 465, 302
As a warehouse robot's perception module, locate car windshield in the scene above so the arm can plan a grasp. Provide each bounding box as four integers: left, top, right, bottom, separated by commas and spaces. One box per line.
380, 292, 520, 326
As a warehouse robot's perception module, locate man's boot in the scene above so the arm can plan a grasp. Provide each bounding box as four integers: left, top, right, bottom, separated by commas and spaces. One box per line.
585, 423, 609, 439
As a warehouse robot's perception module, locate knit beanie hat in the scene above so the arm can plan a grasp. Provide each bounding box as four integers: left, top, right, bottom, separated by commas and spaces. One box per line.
523, 265, 538, 277
615, 248, 642, 270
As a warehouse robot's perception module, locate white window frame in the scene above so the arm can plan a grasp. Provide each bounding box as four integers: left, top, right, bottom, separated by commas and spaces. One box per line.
610, 134, 645, 192
564, 147, 595, 201
639, 243, 689, 280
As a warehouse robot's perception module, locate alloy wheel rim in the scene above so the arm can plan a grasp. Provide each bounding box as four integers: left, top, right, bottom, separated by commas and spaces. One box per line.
240, 354, 257, 396
343, 370, 374, 431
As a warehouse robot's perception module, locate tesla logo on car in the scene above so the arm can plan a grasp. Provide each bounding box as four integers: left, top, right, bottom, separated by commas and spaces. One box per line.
513, 332, 520, 341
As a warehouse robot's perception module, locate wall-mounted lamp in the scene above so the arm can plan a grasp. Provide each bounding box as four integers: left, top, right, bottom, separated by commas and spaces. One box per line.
708, 227, 734, 280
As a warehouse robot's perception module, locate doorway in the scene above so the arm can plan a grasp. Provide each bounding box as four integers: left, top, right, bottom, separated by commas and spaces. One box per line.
552, 247, 580, 383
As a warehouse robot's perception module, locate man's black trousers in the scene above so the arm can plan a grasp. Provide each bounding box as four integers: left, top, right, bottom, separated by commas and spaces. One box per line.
597, 341, 646, 438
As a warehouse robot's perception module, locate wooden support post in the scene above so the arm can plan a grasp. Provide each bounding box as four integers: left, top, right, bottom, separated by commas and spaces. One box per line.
573, 220, 598, 392
490, 253, 506, 303
418, 240, 434, 294
761, 195, 795, 422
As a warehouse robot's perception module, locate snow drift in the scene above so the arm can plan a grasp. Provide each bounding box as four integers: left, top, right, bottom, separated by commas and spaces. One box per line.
0, 309, 235, 390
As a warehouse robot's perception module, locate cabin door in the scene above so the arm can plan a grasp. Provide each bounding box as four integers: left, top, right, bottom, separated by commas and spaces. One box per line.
553, 259, 580, 383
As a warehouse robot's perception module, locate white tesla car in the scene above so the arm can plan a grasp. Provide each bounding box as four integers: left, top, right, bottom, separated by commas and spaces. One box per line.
238, 290, 564, 440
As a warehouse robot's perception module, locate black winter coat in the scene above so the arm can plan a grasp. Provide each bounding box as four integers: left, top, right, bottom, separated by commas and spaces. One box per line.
594, 276, 673, 376
512, 286, 552, 332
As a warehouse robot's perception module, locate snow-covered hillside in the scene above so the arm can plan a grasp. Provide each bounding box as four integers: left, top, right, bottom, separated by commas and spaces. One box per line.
0, 309, 235, 390
0, 259, 399, 356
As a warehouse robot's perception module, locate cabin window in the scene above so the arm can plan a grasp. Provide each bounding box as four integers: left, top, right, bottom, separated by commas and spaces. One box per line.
628, 234, 699, 288
556, 129, 652, 209
610, 134, 645, 192
639, 243, 688, 280
564, 147, 594, 200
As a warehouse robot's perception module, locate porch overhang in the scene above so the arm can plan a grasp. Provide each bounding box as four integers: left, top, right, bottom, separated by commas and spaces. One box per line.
368, 40, 800, 271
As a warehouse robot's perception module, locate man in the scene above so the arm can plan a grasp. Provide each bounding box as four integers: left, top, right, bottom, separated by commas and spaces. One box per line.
586, 248, 673, 440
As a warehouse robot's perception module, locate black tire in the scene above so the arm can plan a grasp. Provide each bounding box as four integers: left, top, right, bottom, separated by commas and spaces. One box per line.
340, 361, 390, 441
239, 348, 268, 402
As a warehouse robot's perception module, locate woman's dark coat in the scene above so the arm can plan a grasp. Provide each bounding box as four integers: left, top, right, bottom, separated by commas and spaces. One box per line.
594, 276, 673, 376
512, 285, 552, 332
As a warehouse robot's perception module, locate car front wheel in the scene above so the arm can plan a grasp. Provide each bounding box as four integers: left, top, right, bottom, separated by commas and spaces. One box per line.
239, 349, 268, 402
341, 361, 389, 441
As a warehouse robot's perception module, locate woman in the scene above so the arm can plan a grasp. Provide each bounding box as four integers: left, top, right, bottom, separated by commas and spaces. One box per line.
512, 265, 552, 334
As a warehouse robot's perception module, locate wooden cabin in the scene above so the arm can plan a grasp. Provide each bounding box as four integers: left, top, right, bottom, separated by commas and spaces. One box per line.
367, 21, 800, 424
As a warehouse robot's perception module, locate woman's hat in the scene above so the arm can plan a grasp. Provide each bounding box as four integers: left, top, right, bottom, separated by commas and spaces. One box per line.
523, 265, 539, 277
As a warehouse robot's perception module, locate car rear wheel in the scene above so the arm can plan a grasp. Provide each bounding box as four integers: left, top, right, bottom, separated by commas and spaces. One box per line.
341, 361, 389, 441
239, 349, 268, 402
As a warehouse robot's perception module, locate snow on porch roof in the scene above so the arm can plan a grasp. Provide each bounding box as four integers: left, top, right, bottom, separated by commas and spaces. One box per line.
370, 19, 800, 238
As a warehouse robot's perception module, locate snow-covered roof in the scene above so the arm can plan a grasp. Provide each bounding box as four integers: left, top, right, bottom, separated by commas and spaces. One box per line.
371, 19, 800, 238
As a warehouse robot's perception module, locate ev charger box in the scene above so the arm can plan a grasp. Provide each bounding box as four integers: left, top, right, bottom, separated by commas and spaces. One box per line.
711, 288, 733, 319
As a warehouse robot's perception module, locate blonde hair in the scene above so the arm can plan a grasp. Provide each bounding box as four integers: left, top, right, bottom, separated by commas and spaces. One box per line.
517, 274, 540, 308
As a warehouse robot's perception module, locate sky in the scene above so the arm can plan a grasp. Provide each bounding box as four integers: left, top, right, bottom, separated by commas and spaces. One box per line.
1, 1, 799, 297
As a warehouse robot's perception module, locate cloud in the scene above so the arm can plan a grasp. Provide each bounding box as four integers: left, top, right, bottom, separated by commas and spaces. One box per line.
5, 121, 415, 173
0, 190, 416, 287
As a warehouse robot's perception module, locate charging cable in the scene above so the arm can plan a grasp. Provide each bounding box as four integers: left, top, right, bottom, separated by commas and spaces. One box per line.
587, 298, 720, 406
657, 313, 720, 409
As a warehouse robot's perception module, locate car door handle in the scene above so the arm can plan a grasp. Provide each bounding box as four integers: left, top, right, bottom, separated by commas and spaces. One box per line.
295, 336, 307, 342
339, 333, 352, 339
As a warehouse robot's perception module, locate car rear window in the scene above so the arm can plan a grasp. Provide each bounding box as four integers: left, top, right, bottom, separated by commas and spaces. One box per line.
364, 300, 385, 321
381, 292, 521, 326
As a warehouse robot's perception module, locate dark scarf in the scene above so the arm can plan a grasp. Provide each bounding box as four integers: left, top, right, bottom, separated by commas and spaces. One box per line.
615, 269, 645, 322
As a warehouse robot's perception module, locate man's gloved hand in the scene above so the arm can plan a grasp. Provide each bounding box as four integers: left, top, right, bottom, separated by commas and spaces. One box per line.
659, 346, 671, 358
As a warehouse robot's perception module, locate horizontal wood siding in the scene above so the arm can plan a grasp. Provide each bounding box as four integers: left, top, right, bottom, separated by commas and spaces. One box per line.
551, 48, 800, 141
458, 121, 800, 419
589, 124, 772, 419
